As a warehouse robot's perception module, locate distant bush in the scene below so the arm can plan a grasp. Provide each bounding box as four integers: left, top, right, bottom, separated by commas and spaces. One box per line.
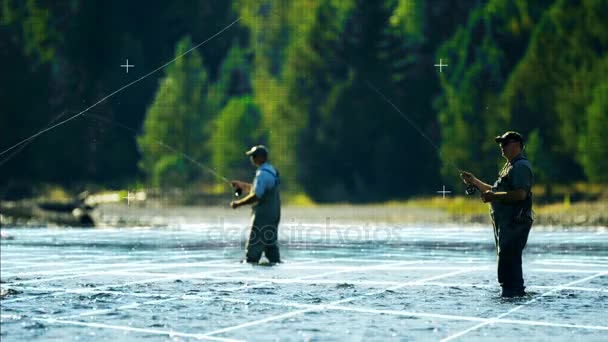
152, 155, 189, 188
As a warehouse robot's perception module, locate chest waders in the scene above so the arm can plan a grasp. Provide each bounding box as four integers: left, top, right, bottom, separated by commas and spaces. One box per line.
246, 168, 281, 263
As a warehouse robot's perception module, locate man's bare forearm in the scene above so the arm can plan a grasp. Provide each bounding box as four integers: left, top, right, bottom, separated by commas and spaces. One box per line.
235, 192, 258, 206
232, 181, 252, 193
473, 179, 493, 192
241, 183, 252, 193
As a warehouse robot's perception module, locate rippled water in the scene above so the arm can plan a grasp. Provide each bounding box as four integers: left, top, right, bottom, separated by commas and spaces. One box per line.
1, 218, 607, 341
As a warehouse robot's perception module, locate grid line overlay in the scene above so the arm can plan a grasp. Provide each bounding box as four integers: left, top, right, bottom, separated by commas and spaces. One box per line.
2, 231, 608, 341
440, 270, 608, 341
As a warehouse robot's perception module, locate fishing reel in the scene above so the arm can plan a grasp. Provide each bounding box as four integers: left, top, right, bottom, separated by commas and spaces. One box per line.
465, 184, 479, 196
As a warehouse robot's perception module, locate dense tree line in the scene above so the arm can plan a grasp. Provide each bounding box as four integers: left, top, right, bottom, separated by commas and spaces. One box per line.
437, 0, 608, 190
1, 0, 606, 201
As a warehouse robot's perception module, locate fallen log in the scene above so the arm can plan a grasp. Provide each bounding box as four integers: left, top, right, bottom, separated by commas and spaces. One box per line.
0, 194, 95, 227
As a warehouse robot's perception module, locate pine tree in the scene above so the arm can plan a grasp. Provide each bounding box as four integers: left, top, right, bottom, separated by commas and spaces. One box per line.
298, 0, 441, 200
137, 37, 209, 187
207, 41, 252, 114
500, 0, 608, 182
235, 0, 322, 193
210, 96, 262, 184
581, 78, 608, 183
436, 0, 554, 185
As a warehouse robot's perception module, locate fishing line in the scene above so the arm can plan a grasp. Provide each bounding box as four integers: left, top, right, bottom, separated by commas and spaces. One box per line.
365, 81, 463, 172
0, 110, 71, 167
0, 17, 241, 159
84, 113, 231, 186
365, 81, 477, 194
314, 39, 468, 186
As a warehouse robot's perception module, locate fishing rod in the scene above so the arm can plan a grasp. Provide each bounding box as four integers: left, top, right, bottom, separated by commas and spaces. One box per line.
365, 81, 479, 195
0, 17, 242, 196
84, 113, 242, 196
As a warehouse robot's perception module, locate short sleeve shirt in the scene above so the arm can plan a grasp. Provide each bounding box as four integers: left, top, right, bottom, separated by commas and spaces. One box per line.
252, 162, 278, 198
492, 154, 533, 194
510, 162, 533, 193
491, 154, 534, 222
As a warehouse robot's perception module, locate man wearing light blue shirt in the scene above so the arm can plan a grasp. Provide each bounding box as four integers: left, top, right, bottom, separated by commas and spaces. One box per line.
230, 145, 281, 264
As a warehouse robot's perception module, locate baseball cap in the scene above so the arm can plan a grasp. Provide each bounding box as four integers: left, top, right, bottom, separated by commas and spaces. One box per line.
495, 131, 523, 144
245, 145, 268, 157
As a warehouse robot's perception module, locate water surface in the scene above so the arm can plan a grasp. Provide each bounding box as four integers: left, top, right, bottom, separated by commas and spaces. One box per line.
1, 217, 607, 341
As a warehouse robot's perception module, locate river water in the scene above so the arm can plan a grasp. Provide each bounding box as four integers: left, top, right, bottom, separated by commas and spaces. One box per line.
1, 207, 607, 341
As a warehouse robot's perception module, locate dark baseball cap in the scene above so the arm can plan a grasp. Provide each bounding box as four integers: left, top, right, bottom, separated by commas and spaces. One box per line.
245, 145, 268, 157
495, 131, 523, 144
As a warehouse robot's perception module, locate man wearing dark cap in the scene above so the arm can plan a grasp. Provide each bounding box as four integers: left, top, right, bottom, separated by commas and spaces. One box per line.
460, 131, 534, 297
230, 145, 281, 264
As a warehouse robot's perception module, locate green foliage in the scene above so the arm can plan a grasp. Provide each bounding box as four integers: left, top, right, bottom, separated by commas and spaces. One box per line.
235, 0, 324, 192
1, 0, 58, 64
436, 0, 608, 187
525, 129, 551, 184
208, 41, 252, 113
580, 78, 608, 183
152, 155, 189, 188
390, 0, 424, 41
1, 1, 240, 185
500, 0, 608, 181
437, 0, 559, 185
137, 37, 209, 186
2, 0, 607, 200
238, 0, 453, 201
210, 96, 262, 180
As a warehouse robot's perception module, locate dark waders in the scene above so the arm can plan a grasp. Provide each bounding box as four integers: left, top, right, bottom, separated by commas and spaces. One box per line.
245, 169, 281, 263
492, 215, 532, 293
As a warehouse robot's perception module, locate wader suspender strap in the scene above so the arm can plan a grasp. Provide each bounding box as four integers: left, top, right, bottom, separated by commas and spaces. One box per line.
260, 168, 280, 187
